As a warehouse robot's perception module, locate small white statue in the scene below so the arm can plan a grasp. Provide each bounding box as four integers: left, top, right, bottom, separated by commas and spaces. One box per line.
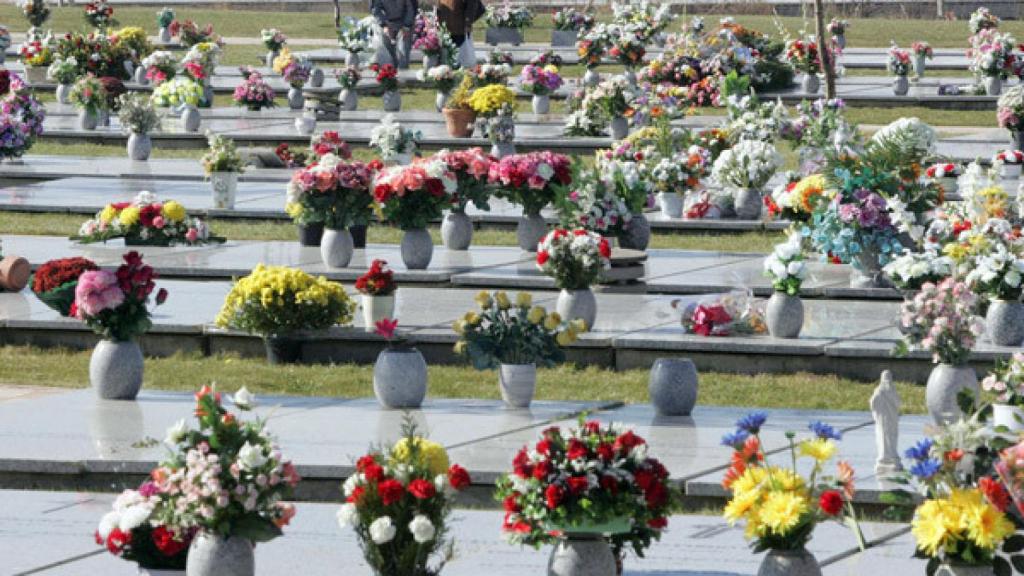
871, 370, 903, 476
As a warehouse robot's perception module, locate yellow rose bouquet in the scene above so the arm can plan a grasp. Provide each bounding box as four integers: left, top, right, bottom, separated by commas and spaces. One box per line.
721, 413, 864, 571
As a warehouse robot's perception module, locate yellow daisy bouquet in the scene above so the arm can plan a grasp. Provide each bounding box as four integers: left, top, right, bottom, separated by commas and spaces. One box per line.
452, 290, 585, 369
721, 412, 864, 556
215, 264, 355, 338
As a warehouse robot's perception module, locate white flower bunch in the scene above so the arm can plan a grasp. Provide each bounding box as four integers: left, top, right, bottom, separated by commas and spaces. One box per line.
725, 95, 788, 143
711, 140, 783, 190
869, 117, 936, 160
370, 114, 422, 159
965, 239, 1024, 299
883, 249, 954, 291
763, 233, 806, 293
97, 488, 156, 542
537, 228, 611, 290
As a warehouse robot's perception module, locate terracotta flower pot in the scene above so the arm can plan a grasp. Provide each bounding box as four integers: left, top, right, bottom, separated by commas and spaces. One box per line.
0, 256, 30, 291
443, 108, 476, 138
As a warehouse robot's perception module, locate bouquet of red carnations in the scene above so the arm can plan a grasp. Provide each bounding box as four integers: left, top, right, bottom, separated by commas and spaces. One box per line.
31, 256, 98, 316
355, 259, 397, 296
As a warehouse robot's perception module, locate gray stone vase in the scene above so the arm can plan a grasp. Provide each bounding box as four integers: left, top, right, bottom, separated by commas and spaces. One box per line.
516, 212, 548, 252
766, 292, 804, 338
181, 105, 201, 132
186, 532, 254, 576
986, 299, 1024, 346
491, 142, 516, 158
441, 210, 473, 250
583, 69, 600, 87
382, 90, 401, 112
90, 339, 144, 400
648, 358, 698, 416
400, 227, 434, 270
486, 27, 523, 46
733, 188, 763, 220
435, 91, 448, 112
373, 347, 428, 409
557, 288, 597, 331
56, 83, 71, 104
551, 30, 578, 47
320, 227, 354, 268
618, 212, 650, 250
499, 363, 536, 408
547, 534, 617, 576
985, 75, 1003, 96
532, 94, 551, 115
926, 364, 979, 425
158, 27, 172, 43
934, 563, 994, 576
609, 116, 628, 140
134, 64, 148, 85
78, 109, 98, 131
286, 87, 304, 110
757, 548, 822, 576
310, 67, 325, 87
127, 133, 152, 161
913, 55, 927, 78
340, 89, 358, 111
345, 52, 360, 67
265, 50, 278, 68
801, 74, 820, 94
893, 75, 909, 96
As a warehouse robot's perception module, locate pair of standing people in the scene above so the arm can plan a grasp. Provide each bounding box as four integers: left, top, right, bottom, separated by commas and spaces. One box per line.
370, 0, 484, 67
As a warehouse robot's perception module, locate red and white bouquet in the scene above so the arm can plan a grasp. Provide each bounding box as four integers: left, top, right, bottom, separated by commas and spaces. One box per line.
151, 386, 300, 545
285, 154, 377, 229
310, 130, 352, 161
74, 251, 167, 341
434, 147, 495, 211
925, 163, 961, 179
336, 422, 471, 576
495, 419, 672, 561
74, 191, 218, 246
84, 0, 115, 29
373, 158, 456, 230
488, 151, 572, 216
536, 228, 611, 290
96, 481, 194, 572
994, 149, 1024, 164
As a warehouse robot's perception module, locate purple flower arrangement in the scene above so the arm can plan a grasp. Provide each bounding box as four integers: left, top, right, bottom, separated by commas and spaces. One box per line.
836, 189, 895, 231
519, 64, 563, 96
233, 71, 276, 110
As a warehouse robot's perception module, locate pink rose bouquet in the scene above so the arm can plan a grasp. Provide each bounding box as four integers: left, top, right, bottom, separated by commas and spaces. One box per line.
233, 71, 275, 110
488, 151, 572, 216
896, 278, 984, 365
434, 147, 496, 211
373, 158, 456, 229
74, 251, 167, 341
285, 155, 377, 229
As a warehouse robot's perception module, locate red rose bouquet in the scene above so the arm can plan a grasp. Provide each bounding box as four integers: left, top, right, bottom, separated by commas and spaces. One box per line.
434, 147, 496, 211
371, 63, 399, 92
31, 256, 98, 316
373, 158, 456, 230
495, 418, 673, 563
285, 156, 376, 229
73, 251, 167, 341
487, 151, 572, 216
309, 130, 352, 161
95, 481, 194, 572
355, 259, 397, 296
337, 420, 471, 576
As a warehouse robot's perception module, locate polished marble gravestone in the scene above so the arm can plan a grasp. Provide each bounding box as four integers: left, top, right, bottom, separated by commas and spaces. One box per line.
0, 488, 911, 576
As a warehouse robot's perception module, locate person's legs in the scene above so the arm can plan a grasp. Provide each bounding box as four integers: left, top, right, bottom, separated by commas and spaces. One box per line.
451, 34, 466, 47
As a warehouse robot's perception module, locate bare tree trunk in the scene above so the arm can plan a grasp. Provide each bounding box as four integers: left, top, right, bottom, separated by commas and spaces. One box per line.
935, 0, 944, 19
333, 0, 342, 28
813, 0, 836, 99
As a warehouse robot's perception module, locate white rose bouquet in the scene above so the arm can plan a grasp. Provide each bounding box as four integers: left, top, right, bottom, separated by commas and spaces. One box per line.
711, 140, 783, 190
763, 233, 807, 295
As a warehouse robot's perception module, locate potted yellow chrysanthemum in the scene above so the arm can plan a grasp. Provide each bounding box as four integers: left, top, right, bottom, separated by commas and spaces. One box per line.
721, 413, 864, 576
215, 265, 355, 364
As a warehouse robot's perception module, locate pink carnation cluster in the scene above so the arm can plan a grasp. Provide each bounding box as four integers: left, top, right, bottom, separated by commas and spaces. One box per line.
899, 278, 984, 365
74, 269, 124, 317
373, 158, 456, 203
233, 71, 275, 108
487, 151, 572, 191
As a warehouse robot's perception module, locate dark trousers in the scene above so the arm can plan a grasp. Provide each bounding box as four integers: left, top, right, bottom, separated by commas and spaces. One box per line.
451, 34, 466, 46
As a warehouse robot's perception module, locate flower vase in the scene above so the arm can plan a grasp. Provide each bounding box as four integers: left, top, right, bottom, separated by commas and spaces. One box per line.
265, 50, 278, 68
287, 87, 304, 110
893, 75, 909, 96
264, 335, 302, 364
382, 90, 401, 112
373, 347, 428, 409
434, 90, 449, 112
733, 188, 763, 220
757, 548, 822, 576
345, 52, 360, 67
201, 80, 214, 108
658, 192, 683, 218
993, 403, 1024, 431
297, 222, 324, 246
443, 108, 475, 137
834, 34, 846, 50
934, 563, 996, 576
622, 68, 637, 87
499, 363, 536, 408
551, 30, 578, 47
913, 55, 927, 77
583, 69, 600, 87
158, 27, 172, 44
310, 67, 325, 87
400, 227, 433, 270
609, 116, 628, 140
134, 65, 148, 85
801, 73, 820, 94
56, 83, 71, 104
25, 66, 47, 84
532, 94, 550, 115
985, 76, 1003, 96
648, 358, 698, 416
926, 363, 979, 425
556, 288, 597, 331
361, 294, 395, 330
340, 89, 358, 111
98, 109, 110, 127
850, 247, 890, 289
547, 533, 617, 576
78, 109, 98, 131
138, 568, 185, 575
423, 54, 439, 69
90, 339, 144, 400
320, 228, 354, 268
1012, 130, 1024, 152
766, 292, 804, 338
491, 142, 516, 158
441, 210, 473, 250
1002, 164, 1021, 179
210, 172, 239, 210
295, 115, 316, 135
516, 211, 547, 252
186, 532, 254, 576
181, 105, 201, 132
617, 212, 650, 250
127, 133, 152, 161
986, 299, 1024, 346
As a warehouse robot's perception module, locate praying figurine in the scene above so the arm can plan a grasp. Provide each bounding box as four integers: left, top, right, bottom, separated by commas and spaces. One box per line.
871, 370, 903, 476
